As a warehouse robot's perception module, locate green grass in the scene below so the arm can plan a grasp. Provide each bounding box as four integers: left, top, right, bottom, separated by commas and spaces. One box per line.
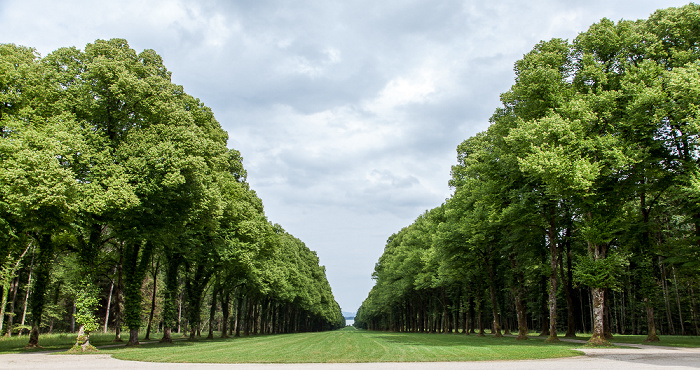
0, 331, 164, 354
5, 328, 699, 363
99, 327, 584, 363
571, 334, 700, 348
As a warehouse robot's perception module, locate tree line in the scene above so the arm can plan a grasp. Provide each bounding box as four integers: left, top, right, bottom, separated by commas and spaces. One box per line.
0, 38, 344, 350
355, 4, 700, 346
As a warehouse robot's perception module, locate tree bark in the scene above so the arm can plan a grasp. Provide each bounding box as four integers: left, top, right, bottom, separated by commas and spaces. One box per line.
672, 267, 685, 335
25, 234, 53, 349
588, 287, 609, 345
128, 328, 139, 346
546, 215, 559, 343
588, 241, 611, 346
560, 226, 576, 338
509, 255, 528, 340
485, 253, 502, 337
221, 291, 230, 338
113, 244, 124, 342
207, 286, 217, 339
104, 272, 115, 333
145, 257, 160, 340
644, 298, 660, 342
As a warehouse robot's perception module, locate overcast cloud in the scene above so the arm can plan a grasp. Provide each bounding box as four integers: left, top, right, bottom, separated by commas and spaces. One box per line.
0, 0, 689, 313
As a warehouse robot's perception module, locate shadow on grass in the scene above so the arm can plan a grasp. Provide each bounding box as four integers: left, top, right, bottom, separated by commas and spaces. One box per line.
372, 332, 580, 348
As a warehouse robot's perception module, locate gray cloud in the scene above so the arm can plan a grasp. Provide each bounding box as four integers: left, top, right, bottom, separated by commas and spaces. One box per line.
0, 0, 689, 312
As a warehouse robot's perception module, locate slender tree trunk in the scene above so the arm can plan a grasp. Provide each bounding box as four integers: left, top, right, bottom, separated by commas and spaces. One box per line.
485, 253, 502, 337
145, 258, 160, 340
221, 291, 230, 338
509, 255, 528, 340
20, 250, 35, 327
113, 244, 124, 342
546, 218, 559, 342
0, 243, 32, 336
26, 234, 53, 348
660, 258, 675, 335
177, 290, 183, 334
672, 267, 685, 335
6, 276, 20, 337
690, 283, 699, 336
604, 289, 613, 339
462, 298, 468, 335
560, 228, 576, 338
468, 296, 475, 334
207, 286, 217, 339
235, 296, 243, 337
477, 303, 485, 336
104, 272, 115, 333
539, 274, 549, 337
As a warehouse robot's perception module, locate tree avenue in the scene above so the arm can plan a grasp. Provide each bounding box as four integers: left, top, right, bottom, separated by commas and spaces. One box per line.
356, 4, 700, 346
0, 39, 344, 349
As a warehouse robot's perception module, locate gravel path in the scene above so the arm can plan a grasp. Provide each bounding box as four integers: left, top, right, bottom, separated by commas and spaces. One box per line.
2, 343, 699, 370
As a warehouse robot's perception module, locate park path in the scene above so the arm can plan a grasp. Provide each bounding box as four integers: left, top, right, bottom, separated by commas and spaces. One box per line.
1, 341, 699, 370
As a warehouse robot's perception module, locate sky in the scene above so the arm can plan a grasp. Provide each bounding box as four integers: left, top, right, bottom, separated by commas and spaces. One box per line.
0, 0, 691, 314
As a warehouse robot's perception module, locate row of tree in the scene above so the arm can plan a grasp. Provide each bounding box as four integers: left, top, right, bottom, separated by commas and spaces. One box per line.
0, 38, 344, 350
355, 4, 700, 346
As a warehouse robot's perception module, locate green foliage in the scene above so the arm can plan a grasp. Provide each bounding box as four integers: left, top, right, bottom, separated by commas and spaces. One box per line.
0, 36, 342, 345
357, 4, 700, 342
72, 278, 100, 334
573, 251, 630, 290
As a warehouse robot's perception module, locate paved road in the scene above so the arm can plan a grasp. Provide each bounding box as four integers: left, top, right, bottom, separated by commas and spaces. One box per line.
2, 344, 699, 370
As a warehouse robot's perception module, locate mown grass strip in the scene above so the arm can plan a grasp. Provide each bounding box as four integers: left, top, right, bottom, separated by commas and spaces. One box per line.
100, 327, 585, 363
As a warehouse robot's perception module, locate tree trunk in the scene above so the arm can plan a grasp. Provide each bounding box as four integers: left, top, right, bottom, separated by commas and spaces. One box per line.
603, 289, 613, 339
0, 243, 32, 336
546, 218, 559, 342
127, 328, 139, 346
560, 228, 576, 338
539, 274, 549, 337
6, 276, 20, 337
235, 296, 243, 337
660, 258, 675, 335
672, 267, 685, 335
588, 287, 609, 345
113, 244, 124, 342
25, 234, 53, 349
145, 258, 160, 340
20, 250, 35, 327
221, 291, 230, 338
690, 283, 699, 336
485, 253, 502, 337
207, 286, 217, 339
644, 298, 660, 342
104, 272, 115, 333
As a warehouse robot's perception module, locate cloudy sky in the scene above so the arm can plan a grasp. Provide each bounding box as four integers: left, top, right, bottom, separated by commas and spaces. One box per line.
0, 0, 689, 313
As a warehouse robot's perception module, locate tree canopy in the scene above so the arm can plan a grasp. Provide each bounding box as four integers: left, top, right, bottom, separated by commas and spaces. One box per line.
0, 39, 344, 348
356, 4, 700, 345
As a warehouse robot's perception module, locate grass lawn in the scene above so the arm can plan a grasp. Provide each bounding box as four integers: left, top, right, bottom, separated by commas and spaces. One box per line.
570, 333, 700, 348
98, 327, 584, 363
0, 331, 163, 354
4, 328, 699, 363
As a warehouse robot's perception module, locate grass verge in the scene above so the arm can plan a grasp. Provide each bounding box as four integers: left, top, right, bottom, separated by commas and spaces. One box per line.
570, 334, 700, 348
0, 331, 163, 354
